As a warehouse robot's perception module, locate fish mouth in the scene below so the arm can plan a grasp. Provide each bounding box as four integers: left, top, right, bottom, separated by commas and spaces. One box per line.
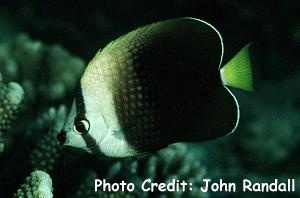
57, 128, 104, 153
57, 130, 67, 145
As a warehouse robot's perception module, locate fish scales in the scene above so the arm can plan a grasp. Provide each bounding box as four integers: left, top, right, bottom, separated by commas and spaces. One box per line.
90, 19, 222, 151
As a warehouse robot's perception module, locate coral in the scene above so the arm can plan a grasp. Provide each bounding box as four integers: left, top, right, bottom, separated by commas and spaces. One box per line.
0, 72, 24, 154
0, 32, 86, 196
68, 143, 208, 198
136, 143, 206, 198
44, 45, 85, 101
140, 143, 208, 198
13, 170, 53, 198
30, 105, 66, 172
0, 33, 85, 103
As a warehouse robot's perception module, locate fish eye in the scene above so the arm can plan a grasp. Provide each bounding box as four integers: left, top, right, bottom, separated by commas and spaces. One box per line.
73, 119, 90, 135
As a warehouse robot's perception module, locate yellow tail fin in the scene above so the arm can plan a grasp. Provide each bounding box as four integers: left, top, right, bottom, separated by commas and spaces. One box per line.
220, 43, 254, 91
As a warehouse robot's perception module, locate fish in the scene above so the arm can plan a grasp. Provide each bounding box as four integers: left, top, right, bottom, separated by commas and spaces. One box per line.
57, 17, 255, 158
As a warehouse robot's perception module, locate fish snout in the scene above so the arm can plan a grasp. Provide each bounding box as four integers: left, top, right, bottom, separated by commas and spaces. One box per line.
57, 130, 67, 145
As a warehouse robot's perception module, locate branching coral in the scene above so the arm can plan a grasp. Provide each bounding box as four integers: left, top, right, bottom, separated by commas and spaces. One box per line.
0, 72, 24, 154
13, 170, 53, 198
0, 33, 85, 103
68, 143, 208, 198
30, 105, 66, 172
44, 45, 85, 101
138, 143, 207, 198
0, 31, 87, 196
0, 33, 89, 197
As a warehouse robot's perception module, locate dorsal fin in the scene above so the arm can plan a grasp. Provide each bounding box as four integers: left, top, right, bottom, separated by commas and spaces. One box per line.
184, 17, 224, 69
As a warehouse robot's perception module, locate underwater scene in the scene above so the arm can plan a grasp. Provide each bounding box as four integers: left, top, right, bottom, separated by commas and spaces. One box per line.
0, 1, 299, 197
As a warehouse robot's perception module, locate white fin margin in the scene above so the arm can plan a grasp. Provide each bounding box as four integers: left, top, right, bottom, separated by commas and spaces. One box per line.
184, 17, 224, 69
223, 86, 240, 135
185, 17, 238, 135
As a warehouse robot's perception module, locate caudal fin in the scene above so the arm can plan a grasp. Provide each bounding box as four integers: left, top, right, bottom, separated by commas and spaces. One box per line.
220, 43, 255, 91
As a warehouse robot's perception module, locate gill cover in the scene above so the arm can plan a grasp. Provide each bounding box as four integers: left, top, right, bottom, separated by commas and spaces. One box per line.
60, 86, 109, 154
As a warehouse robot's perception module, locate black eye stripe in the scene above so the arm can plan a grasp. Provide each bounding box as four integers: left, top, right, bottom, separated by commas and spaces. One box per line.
75, 83, 86, 118
75, 116, 87, 123
74, 83, 89, 125
73, 83, 90, 135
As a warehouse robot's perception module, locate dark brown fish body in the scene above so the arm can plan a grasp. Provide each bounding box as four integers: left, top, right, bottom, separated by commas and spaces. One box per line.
95, 18, 236, 152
